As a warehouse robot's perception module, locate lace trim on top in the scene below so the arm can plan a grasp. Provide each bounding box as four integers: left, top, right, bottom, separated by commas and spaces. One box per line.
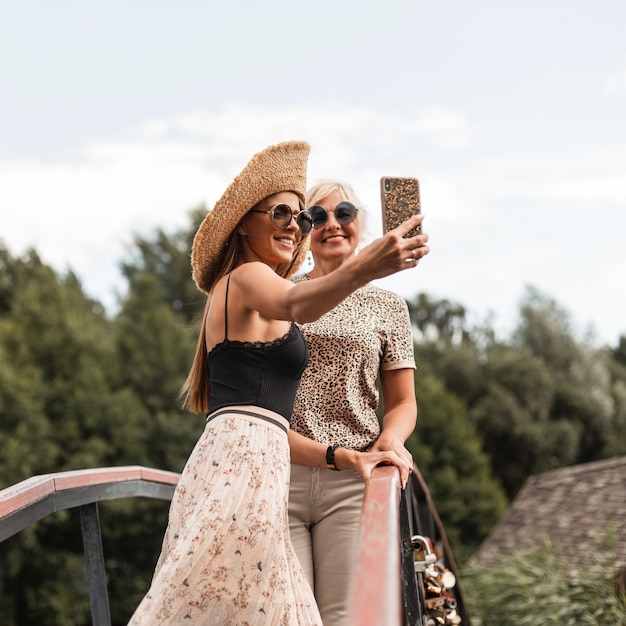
208, 322, 296, 358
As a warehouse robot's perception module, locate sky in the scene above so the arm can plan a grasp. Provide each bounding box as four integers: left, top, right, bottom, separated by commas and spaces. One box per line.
1, 0, 625, 346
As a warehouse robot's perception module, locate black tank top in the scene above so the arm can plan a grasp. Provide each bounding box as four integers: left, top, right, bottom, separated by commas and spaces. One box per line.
206, 274, 309, 421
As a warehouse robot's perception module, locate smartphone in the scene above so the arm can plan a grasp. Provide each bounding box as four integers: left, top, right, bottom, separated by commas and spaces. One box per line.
380, 176, 421, 237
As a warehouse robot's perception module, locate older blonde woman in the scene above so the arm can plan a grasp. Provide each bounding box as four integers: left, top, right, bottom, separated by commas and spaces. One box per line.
289, 180, 429, 626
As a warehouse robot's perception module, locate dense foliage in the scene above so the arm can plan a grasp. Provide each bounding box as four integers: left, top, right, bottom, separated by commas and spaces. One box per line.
1, 209, 625, 624
462, 532, 626, 625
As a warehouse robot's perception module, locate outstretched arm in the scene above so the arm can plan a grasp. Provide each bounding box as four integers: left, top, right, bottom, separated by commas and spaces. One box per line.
234, 214, 428, 324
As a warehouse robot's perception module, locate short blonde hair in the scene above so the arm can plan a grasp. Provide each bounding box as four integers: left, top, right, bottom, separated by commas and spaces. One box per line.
306, 180, 368, 240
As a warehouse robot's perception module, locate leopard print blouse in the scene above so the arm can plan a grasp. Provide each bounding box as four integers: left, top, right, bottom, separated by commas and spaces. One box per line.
291, 274, 416, 451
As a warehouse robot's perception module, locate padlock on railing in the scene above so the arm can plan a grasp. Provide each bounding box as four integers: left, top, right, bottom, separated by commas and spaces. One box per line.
411, 534, 437, 573
411, 535, 461, 625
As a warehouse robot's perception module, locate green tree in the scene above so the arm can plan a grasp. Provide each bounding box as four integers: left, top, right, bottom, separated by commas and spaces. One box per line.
119, 207, 206, 324
514, 287, 625, 465
407, 373, 507, 565
605, 347, 626, 458
107, 225, 203, 623
113, 268, 200, 472
469, 344, 581, 497
614, 335, 626, 367
410, 286, 626, 499
0, 246, 149, 625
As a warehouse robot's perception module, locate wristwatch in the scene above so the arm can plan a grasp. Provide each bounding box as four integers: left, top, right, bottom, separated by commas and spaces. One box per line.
326, 444, 341, 471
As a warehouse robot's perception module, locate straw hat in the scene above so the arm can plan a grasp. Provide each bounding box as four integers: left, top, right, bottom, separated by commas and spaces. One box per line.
191, 140, 310, 294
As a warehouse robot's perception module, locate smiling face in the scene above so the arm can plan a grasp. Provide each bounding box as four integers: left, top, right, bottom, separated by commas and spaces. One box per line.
238, 191, 305, 269
308, 190, 362, 268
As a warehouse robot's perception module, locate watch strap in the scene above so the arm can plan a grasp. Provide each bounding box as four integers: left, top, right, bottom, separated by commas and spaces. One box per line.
326, 444, 341, 471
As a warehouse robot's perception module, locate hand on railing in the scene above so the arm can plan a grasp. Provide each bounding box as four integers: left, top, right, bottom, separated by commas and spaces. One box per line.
333, 447, 412, 488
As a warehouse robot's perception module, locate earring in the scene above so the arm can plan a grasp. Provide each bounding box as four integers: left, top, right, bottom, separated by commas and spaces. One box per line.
306, 250, 314, 270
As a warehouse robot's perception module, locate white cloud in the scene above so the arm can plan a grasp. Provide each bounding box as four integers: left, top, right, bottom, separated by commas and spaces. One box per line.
1, 101, 625, 344
1, 102, 471, 306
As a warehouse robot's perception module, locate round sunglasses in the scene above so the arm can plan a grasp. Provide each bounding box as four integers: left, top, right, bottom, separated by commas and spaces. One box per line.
251, 203, 313, 235
307, 201, 358, 229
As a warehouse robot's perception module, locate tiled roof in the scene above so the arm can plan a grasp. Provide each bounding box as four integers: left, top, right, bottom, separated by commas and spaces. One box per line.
469, 456, 626, 571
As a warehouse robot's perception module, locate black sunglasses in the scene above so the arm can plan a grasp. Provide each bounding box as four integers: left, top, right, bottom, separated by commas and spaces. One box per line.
307, 201, 358, 229
251, 203, 313, 235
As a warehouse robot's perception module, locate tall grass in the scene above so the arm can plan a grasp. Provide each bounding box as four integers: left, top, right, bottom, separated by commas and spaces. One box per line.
461, 533, 626, 625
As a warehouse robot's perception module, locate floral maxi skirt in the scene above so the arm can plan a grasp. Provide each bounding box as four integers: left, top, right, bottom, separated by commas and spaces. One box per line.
128, 405, 322, 625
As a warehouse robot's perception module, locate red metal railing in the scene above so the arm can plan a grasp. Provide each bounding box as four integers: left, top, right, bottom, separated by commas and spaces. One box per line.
0, 464, 469, 625
349, 465, 403, 625
349, 464, 471, 626
0, 466, 179, 542
0, 466, 179, 626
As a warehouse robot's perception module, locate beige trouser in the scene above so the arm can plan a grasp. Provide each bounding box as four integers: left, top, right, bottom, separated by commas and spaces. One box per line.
288, 464, 365, 626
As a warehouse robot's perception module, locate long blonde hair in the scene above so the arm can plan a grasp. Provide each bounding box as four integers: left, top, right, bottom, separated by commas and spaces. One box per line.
179, 199, 307, 413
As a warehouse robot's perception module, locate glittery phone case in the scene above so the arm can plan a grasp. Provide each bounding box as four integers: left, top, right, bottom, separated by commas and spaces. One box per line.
380, 176, 421, 237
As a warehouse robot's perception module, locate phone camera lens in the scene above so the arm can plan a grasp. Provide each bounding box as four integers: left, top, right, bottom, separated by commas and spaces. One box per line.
384, 179, 391, 191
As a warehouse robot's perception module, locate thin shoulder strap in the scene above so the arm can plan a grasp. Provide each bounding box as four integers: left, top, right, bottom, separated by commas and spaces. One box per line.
224, 273, 232, 340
